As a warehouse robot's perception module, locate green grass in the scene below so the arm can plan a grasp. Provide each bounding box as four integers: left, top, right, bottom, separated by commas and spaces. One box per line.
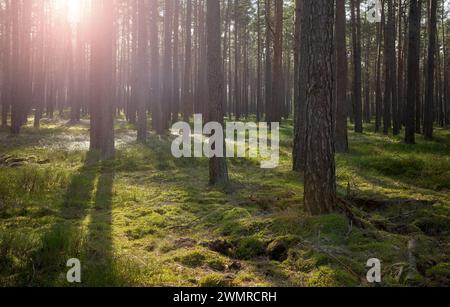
0, 119, 449, 287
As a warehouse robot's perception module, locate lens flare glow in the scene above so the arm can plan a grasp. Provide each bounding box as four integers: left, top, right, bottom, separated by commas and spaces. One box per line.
53, 0, 82, 24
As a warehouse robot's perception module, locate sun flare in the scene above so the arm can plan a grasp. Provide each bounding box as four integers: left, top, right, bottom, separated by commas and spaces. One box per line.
53, 0, 83, 24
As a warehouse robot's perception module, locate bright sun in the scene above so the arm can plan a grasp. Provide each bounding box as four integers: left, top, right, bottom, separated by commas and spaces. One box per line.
53, 0, 83, 24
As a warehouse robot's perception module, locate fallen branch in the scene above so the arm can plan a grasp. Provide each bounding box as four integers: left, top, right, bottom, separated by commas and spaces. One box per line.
336, 197, 371, 230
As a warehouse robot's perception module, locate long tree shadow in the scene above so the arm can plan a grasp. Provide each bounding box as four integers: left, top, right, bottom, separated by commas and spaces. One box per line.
81, 165, 115, 286
31, 152, 98, 286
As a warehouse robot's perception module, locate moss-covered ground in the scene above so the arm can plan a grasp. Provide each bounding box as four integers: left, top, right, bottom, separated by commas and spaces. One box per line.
1, 118, 449, 287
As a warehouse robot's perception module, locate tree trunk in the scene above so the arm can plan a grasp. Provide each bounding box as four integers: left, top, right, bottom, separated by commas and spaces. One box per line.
206, 0, 229, 185
150, 0, 163, 134
264, 0, 272, 122
384, 0, 398, 135
335, 0, 349, 153
424, 0, 437, 139
405, 0, 422, 144
11, 0, 32, 135
182, 0, 193, 122
136, 0, 148, 143
162, 0, 174, 130
90, 0, 115, 160
172, 1, 180, 123
351, 0, 363, 133
270, 0, 283, 123
1, 0, 11, 129
293, 0, 308, 172
303, 0, 337, 215
256, 0, 262, 122
375, 5, 385, 133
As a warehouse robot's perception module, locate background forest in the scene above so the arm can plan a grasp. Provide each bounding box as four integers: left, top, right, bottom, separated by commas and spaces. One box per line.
0, 0, 450, 287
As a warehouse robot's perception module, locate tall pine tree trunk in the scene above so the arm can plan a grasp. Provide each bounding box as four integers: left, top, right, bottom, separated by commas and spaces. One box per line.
136, 1, 148, 143
90, 0, 115, 160
182, 0, 193, 122
405, 0, 422, 144
335, 0, 349, 153
303, 0, 337, 215
150, 0, 163, 134
206, 0, 229, 185
351, 0, 363, 133
270, 0, 283, 123
264, 0, 272, 122
1, 0, 11, 129
424, 0, 437, 139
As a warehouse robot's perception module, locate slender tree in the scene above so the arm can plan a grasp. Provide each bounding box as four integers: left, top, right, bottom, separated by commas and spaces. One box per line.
172, 1, 180, 123
1, 0, 11, 129
182, 0, 193, 122
9, 0, 20, 134
162, 0, 174, 129
150, 0, 163, 134
335, 0, 349, 153
136, 0, 149, 143
269, 0, 283, 123
293, 0, 307, 172
351, 0, 363, 133
424, 0, 438, 139
384, 0, 398, 135
375, 4, 385, 133
265, 0, 272, 122
405, 0, 422, 144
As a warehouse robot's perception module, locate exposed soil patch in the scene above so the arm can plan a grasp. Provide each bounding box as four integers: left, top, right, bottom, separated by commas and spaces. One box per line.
202, 238, 289, 262
201, 239, 234, 257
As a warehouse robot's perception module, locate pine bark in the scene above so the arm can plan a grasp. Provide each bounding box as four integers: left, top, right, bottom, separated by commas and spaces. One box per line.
136, 0, 149, 143
270, 0, 283, 123
405, 0, 422, 144
206, 0, 229, 185
90, 0, 115, 160
335, 0, 349, 153
150, 0, 163, 134
303, 0, 337, 215
351, 0, 363, 133
182, 0, 193, 122
424, 0, 437, 139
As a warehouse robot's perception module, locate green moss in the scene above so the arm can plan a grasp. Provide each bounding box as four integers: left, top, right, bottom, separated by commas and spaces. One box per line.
307, 266, 358, 287
199, 274, 233, 287
207, 258, 227, 271
426, 263, 450, 284
235, 236, 266, 260
223, 208, 252, 220
414, 215, 450, 236
307, 266, 338, 287
176, 250, 207, 267
125, 226, 157, 240
1, 120, 450, 287
314, 214, 350, 244
364, 156, 425, 178
271, 212, 303, 236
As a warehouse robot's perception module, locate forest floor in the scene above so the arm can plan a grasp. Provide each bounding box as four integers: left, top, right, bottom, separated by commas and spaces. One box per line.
0, 118, 450, 287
